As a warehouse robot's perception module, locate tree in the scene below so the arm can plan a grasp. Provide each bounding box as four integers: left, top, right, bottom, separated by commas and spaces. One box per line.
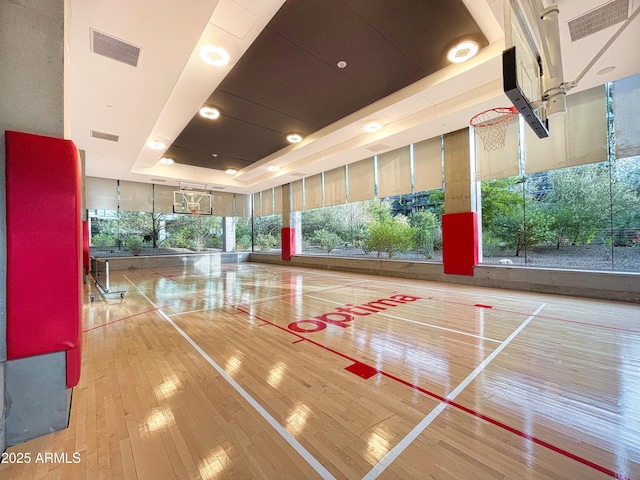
544, 164, 612, 246
311, 229, 342, 253
363, 203, 414, 258
493, 205, 553, 256
481, 177, 523, 231
409, 210, 440, 258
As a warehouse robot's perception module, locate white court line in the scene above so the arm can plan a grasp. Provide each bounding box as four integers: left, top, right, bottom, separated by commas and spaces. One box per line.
361, 302, 547, 480
123, 275, 336, 480
231, 279, 370, 308
306, 295, 501, 343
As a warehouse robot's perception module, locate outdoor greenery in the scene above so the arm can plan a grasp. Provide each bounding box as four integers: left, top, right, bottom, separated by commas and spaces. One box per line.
481, 159, 640, 258
88, 157, 640, 271
302, 196, 444, 259
90, 211, 223, 253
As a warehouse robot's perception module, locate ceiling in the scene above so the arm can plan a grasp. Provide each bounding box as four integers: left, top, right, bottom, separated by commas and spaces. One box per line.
69, 0, 640, 195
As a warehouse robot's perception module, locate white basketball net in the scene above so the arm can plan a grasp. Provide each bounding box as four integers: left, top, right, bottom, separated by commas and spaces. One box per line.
187, 201, 200, 215
470, 107, 518, 151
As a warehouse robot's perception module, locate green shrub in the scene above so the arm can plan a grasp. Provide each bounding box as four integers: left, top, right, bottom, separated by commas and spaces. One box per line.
492, 207, 553, 256
311, 229, 342, 253
364, 216, 414, 258
256, 233, 277, 251
91, 233, 115, 249
124, 235, 143, 255
236, 235, 252, 251
409, 210, 440, 258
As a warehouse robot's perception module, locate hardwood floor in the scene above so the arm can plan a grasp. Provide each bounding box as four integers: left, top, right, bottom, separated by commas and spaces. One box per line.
1, 263, 638, 479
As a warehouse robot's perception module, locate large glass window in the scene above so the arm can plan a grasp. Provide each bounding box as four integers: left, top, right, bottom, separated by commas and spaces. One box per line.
479, 74, 640, 272
299, 190, 443, 261
253, 214, 283, 253
89, 209, 224, 256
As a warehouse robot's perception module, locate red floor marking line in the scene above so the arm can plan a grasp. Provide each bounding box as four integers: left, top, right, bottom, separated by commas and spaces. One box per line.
83, 307, 160, 332
378, 370, 629, 480
426, 297, 640, 335
228, 305, 628, 480
291, 339, 305, 344
85, 290, 224, 332
152, 270, 178, 281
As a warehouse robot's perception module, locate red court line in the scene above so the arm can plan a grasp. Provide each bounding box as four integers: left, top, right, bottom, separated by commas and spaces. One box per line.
363, 280, 640, 335
152, 270, 179, 281
83, 307, 161, 332
422, 296, 640, 335
228, 304, 629, 480
84, 291, 223, 332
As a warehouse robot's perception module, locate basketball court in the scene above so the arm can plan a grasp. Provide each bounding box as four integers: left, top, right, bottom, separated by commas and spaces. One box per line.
2, 0, 640, 479
1, 263, 639, 479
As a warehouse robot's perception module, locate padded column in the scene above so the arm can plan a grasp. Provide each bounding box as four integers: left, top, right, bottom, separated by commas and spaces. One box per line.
442, 212, 478, 276
5, 130, 82, 387
281, 227, 296, 261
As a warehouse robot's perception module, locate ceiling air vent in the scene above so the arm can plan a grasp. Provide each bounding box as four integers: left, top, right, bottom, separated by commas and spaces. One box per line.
289, 172, 306, 178
91, 29, 141, 67
150, 178, 167, 183
568, 0, 628, 42
90, 130, 119, 142
365, 142, 391, 153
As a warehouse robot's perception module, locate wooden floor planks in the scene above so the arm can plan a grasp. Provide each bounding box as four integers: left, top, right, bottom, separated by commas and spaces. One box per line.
1, 263, 638, 479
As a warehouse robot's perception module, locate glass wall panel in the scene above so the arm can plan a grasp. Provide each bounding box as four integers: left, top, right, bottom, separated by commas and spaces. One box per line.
89, 210, 223, 256
254, 214, 282, 253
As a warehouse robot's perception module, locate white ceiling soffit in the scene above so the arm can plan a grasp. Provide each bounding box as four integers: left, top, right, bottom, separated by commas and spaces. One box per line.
129, 0, 285, 173
557, 0, 640, 93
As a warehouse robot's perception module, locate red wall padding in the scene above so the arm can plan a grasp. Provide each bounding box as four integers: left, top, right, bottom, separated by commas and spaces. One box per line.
66, 346, 82, 388
281, 227, 296, 261
5, 131, 83, 387
442, 212, 479, 276
82, 221, 90, 275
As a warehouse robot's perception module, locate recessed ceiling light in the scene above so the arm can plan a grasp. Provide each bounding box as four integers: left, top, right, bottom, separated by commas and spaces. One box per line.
447, 41, 479, 63
337, 60, 347, 69
199, 45, 230, 66
225, 168, 237, 175
364, 121, 382, 133
159, 157, 174, 164
267, 165, 280, 172
199, 106, 221, 119
148, 140, 166, 149
286, 133, 302, 143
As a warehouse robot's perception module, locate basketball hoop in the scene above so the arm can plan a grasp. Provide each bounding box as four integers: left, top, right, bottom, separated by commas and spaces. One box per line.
187, 201, 200, 216
470, 106, 518, 151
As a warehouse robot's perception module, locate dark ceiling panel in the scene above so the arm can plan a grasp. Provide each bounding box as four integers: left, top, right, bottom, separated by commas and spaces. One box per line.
164, 144, 254, 171
344, 0, 487, 72
169, 0, 488, 172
